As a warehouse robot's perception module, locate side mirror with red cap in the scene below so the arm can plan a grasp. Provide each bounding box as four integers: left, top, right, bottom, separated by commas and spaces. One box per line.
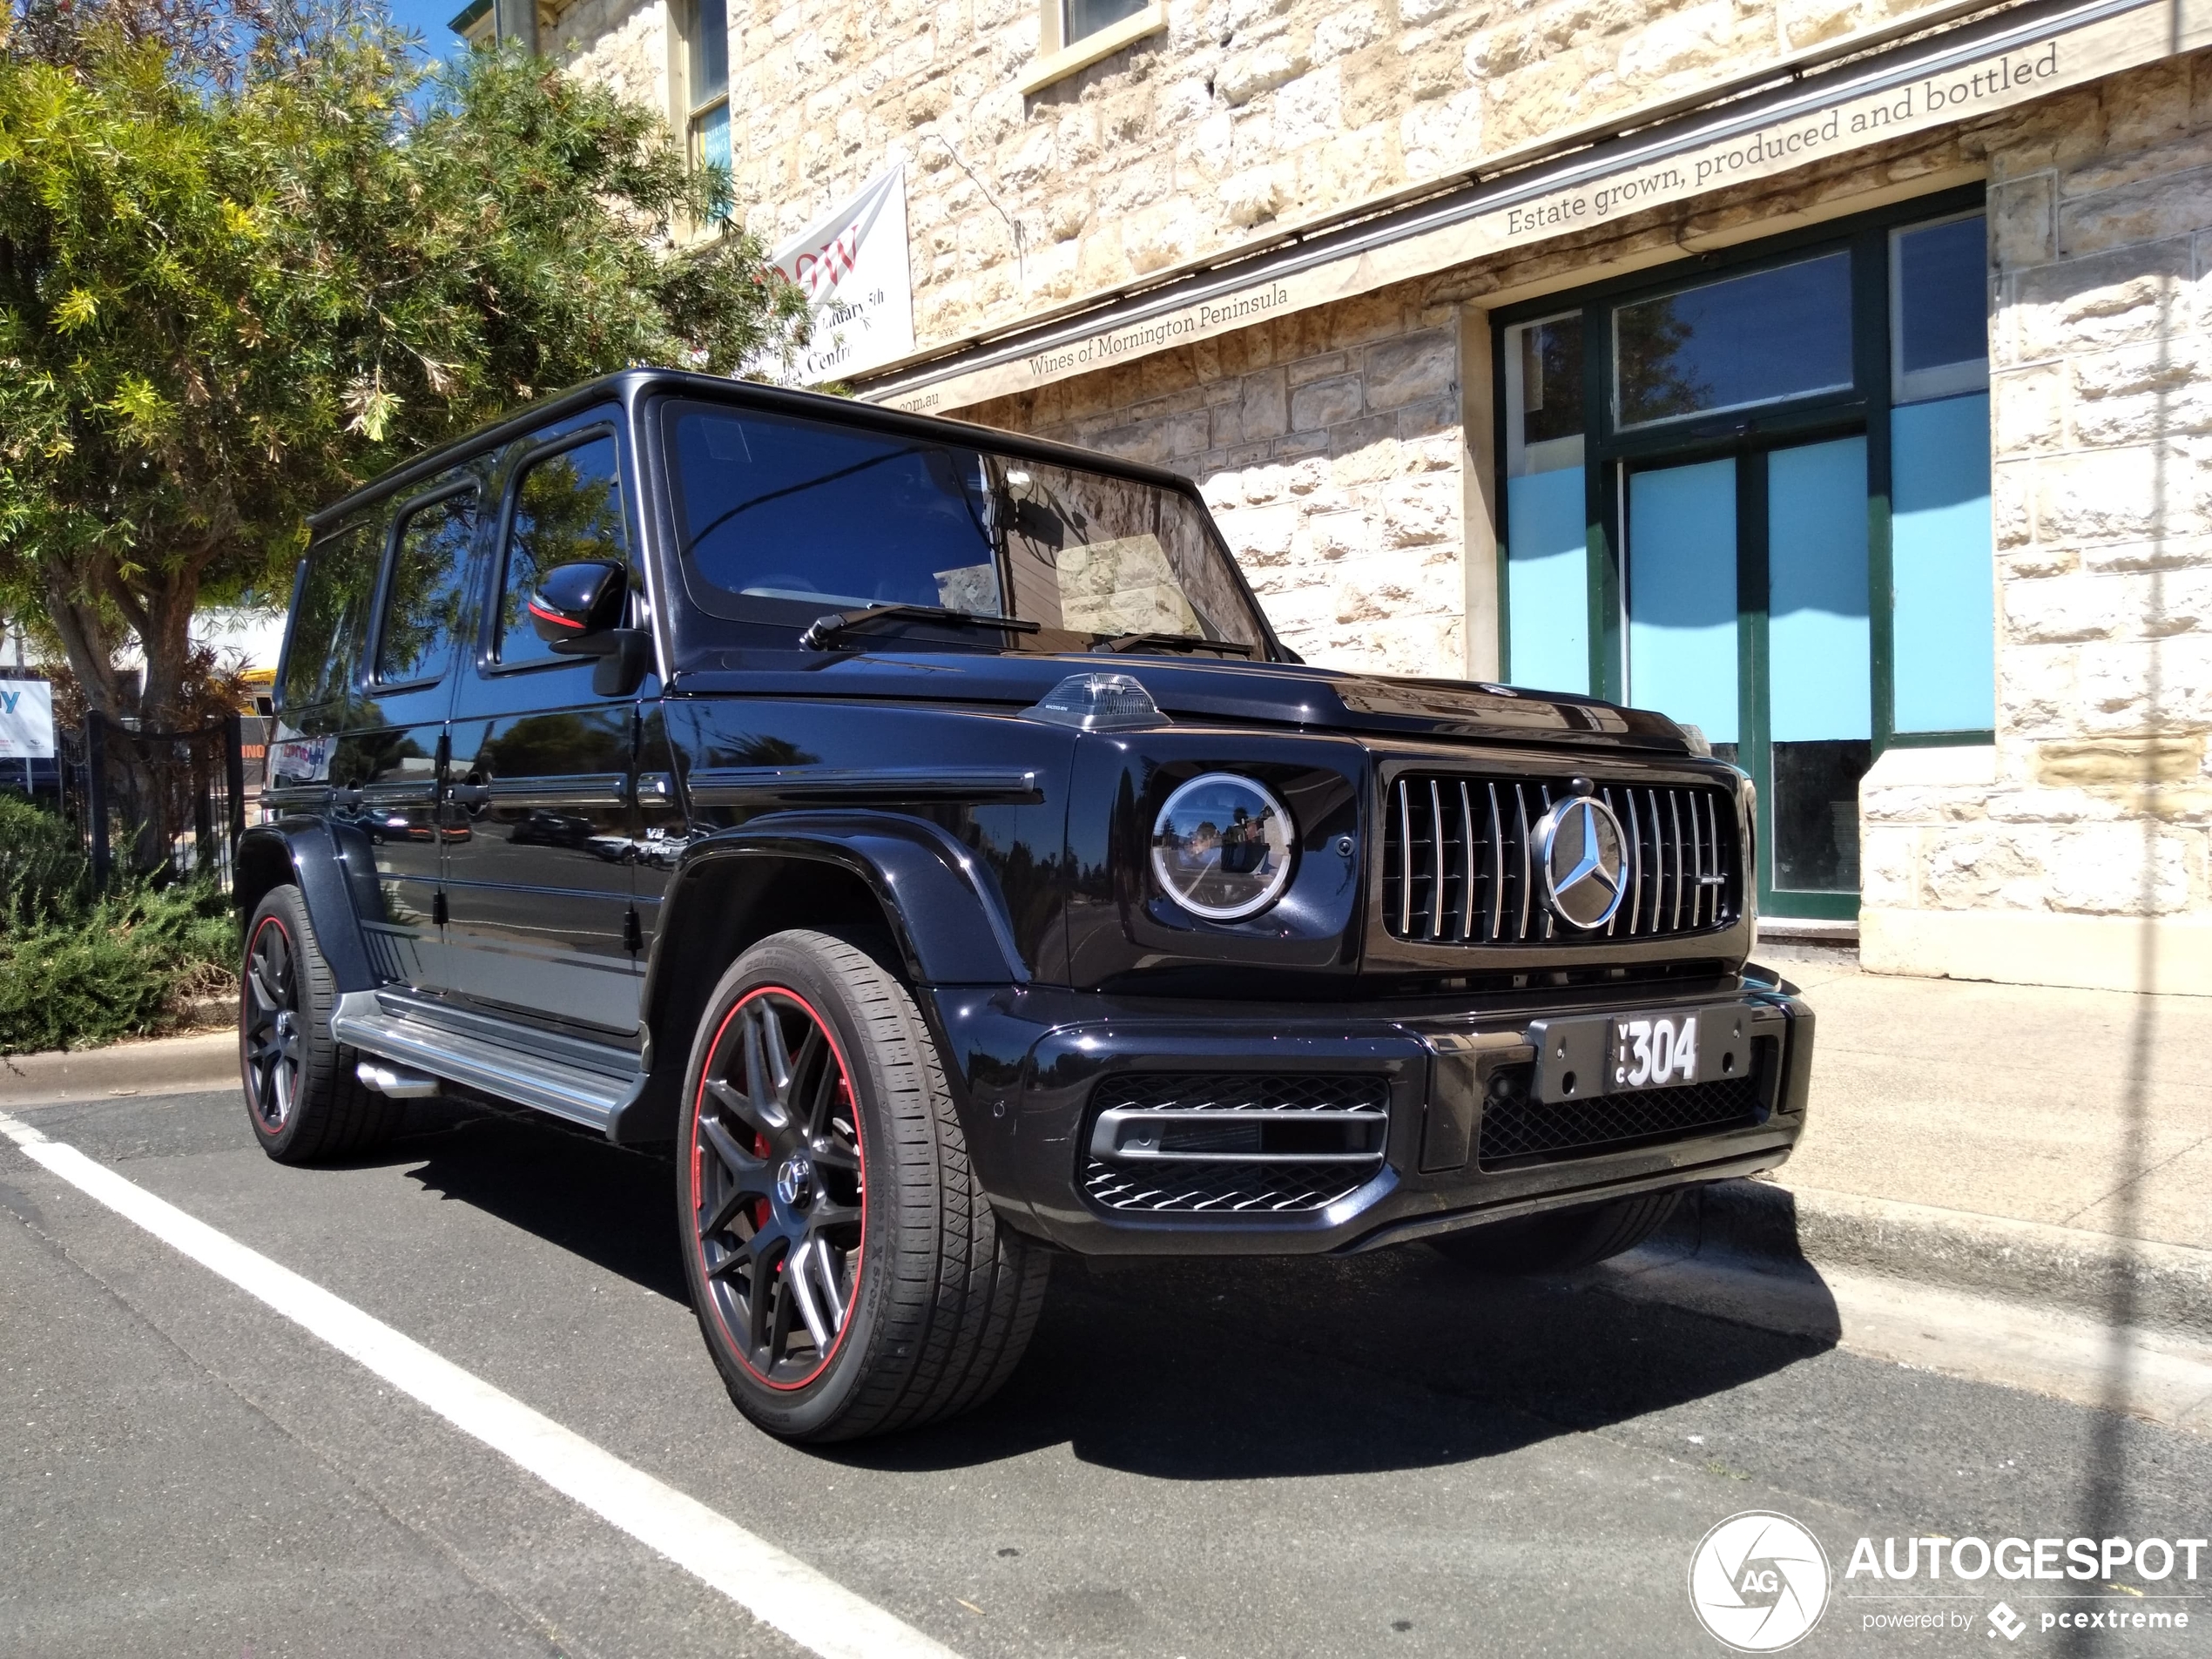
527, 560, 651, 696
529, 560, 627, 643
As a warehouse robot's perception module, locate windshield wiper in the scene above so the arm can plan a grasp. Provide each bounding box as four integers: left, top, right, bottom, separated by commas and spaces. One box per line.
801, 604, 1042, 652
1094, 631, 1254, 658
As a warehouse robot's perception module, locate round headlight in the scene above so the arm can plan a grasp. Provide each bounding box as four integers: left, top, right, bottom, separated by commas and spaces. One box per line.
1150, 772, 1295, 921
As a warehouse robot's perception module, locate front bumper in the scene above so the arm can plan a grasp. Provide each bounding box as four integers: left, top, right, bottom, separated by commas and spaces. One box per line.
927, 968, 1812, 1257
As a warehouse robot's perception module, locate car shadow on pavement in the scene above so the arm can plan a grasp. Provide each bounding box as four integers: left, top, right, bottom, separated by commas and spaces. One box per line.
378, 1099, 1842, 1482
374, 1099, 693, 1304
836, 1244, 1840, 1480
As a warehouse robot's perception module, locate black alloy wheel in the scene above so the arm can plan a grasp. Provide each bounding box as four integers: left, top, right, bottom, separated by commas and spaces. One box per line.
691, 986, 866, 1388
678, 929, 1049, 1441
237, 885, 403, 1163
242, 910, 304, 1135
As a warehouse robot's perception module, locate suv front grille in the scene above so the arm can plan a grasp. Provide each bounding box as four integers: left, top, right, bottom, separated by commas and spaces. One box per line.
1380, 774, 1737, 945
1081, 1073, 1389, 1215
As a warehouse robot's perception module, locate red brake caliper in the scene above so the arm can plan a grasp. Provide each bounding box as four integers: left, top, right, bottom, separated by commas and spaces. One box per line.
755, 1130, 773, 1267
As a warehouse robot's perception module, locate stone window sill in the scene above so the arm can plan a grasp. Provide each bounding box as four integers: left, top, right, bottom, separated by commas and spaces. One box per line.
1017, 3, 1167, 97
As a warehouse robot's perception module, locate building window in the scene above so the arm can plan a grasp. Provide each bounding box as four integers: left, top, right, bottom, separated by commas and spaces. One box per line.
1063, 0, 1146, 44
1021, 0, 1167, 95
1502, 313, 1589, 697
1493, 191, 1993, 920
1612, 253, 1854, 429
1889, 209, 1993, 735
681, 0, 730, 186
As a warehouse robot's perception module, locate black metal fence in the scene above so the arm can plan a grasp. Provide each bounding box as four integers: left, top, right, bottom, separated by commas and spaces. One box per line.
53, 712, 260, 893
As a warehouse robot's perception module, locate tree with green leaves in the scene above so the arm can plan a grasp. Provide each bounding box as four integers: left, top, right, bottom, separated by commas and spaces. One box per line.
0, 2, 810, 733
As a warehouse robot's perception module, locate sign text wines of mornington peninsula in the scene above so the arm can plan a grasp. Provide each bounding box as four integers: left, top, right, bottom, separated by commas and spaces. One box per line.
1021, 285, 1295, 382
869, 0, 2209, 416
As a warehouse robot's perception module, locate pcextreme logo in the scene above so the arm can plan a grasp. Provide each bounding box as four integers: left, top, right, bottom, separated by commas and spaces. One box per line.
1689, 1511, 1832, 1651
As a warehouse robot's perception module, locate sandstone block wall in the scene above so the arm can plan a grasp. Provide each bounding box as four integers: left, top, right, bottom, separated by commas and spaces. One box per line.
549, 0, 672, 125
541, 0, 1971, 356
1863, 54, 2212, 934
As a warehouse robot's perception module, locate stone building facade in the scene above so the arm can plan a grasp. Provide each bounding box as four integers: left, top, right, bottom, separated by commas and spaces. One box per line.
502, 0, 2212, 995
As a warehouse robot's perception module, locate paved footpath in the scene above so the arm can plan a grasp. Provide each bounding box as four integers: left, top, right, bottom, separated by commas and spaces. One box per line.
4, 1045, 2212, 1655
1781, 959, 2212, 1249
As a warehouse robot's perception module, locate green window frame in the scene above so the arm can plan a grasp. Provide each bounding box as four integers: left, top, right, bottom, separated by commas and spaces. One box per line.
1490, 184, 1994, 919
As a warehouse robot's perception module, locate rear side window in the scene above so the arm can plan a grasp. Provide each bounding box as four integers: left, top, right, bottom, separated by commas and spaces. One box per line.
280, 522, 381, 712
375, 489, 478, 685
496, 435, 627, 668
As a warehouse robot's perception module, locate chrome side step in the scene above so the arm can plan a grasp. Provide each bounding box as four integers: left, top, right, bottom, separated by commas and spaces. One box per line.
331, 991, 644, 1134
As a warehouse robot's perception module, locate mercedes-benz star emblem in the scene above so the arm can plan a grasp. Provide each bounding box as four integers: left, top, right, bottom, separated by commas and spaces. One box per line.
774, 1155, 814, 1209
1534, 794, 1628, 929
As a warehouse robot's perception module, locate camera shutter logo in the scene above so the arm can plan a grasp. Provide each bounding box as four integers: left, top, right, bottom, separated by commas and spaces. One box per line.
1688, 1511, 1831, 1651
1534, 793, 1628, 929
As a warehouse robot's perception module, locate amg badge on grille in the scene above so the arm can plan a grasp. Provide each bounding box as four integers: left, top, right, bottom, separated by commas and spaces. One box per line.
1534, 794, 1629, 929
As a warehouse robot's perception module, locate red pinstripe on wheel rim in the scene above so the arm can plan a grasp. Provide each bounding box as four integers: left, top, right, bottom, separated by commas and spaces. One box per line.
689, 985, 867, 1391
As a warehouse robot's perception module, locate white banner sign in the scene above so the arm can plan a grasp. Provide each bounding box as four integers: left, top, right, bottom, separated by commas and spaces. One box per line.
0, 679, 55, 759
772, 165, 916, 385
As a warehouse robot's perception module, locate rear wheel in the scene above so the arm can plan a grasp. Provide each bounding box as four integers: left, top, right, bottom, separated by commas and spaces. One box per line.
1430, 1190, 1682, 1275
239, 886, 403, 1163
678, 929, 1049, 1441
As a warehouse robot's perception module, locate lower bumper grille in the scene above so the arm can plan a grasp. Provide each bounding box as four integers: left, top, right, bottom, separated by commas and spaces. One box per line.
1476, 1060, 1771, 1171
1081, 1073, 1389, 1215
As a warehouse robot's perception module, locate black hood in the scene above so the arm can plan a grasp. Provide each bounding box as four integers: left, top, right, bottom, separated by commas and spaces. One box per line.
669, 649, 1693, 754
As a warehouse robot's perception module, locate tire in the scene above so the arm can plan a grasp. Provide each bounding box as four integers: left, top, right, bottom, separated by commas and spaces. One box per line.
239, 886, 404, 1163
677, 928, 1049, 1442
1430, 1190, 1683, 1275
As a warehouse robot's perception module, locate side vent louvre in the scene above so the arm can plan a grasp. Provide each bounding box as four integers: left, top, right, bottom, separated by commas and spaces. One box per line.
1082, 1074, 1390, 1216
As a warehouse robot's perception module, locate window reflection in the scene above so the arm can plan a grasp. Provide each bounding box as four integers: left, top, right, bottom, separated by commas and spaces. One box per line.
1066, 0, 1146, 44
1892, 212, 1988, 403
376, 492, 476, 685
1614, 253, 1852, 428
283, 523, 380, 712
1506, 313, 1584, 476
499, 437, 626, 668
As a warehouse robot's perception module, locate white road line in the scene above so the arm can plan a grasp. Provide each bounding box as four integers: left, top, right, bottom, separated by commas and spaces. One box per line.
0, 1110, 963, 1659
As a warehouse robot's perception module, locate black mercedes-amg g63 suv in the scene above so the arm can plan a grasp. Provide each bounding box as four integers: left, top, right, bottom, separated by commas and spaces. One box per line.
238, 368, 1812, 1442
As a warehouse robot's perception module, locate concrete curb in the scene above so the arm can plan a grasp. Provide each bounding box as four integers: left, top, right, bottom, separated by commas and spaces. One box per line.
0, 1032, 239, 1107
1662, 1178, 2212, 1344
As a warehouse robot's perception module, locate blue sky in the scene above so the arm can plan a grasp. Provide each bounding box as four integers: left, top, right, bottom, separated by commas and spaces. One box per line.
385, 0, 475, 59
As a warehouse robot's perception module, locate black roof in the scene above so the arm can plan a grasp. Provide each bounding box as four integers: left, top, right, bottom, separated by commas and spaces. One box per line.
307, 368, 1206, 530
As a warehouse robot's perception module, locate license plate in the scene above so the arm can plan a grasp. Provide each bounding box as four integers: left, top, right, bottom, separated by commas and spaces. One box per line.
1526, 1005, 1760, 1103
1612, 1012, 1705, 1090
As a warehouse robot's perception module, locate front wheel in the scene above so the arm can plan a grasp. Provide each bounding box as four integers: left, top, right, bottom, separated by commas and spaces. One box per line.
678, 929, 1049, 1441
1430, 1190, 1683, 1275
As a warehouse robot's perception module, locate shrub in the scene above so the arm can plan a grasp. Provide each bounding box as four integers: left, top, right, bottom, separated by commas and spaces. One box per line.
0, 799, 238, 1052
0, 793, 93, 930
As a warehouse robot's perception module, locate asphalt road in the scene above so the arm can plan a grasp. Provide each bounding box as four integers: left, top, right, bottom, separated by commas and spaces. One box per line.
3, 1084, 2209, 1658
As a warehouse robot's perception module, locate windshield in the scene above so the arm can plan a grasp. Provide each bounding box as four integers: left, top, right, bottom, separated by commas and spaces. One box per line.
664, 401, 1268, 652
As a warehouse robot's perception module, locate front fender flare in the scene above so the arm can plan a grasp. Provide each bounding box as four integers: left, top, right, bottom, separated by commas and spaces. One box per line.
652, 810, 1032, 990
234, 819, 381, 995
